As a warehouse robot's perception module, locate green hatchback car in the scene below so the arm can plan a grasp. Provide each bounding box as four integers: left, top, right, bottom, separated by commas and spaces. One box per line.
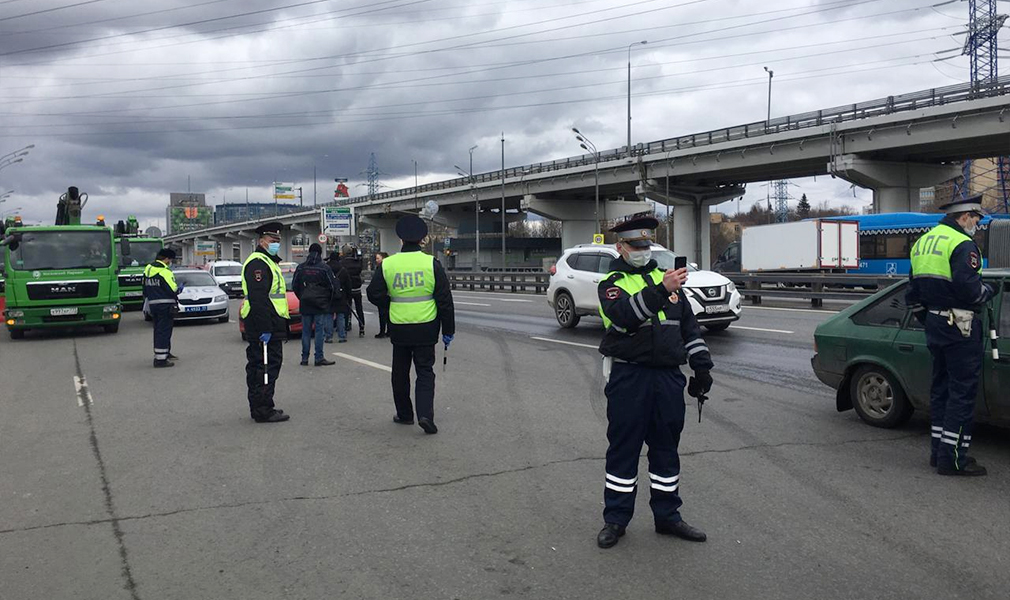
812, 270, 1010, 428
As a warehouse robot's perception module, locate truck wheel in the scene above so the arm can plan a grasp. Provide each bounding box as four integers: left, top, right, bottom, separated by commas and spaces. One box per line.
554, 292, 580, 329
9, 329, 24, 340
850, 365, 913, 428
705, 323, 730, 332
103, 323, 120, 334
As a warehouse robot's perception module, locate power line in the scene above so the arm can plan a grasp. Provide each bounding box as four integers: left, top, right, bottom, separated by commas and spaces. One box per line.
0, 0, 115, 22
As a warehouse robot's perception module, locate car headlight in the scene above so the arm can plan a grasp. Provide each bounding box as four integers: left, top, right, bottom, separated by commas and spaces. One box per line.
103, 304, 119, 313
214, 295, 228, 303
727, 282, 737, 293
682, 288, 694, 297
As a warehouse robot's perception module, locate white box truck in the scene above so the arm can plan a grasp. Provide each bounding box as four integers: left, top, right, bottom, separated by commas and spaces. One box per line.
721, 220, 859, 272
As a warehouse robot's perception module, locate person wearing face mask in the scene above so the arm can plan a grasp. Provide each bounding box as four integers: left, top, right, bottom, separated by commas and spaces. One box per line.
906, 195, 995, 476
239, 222, 291, 423
595, 217, 713, 550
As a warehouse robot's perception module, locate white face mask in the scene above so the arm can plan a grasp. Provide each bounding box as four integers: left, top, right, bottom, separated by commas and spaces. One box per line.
625, 248, 652, 267
964, 221, 978, 236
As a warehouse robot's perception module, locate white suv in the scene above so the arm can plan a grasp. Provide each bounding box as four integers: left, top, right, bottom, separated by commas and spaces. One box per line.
208, 260, 244, 298
547, 244, 742, 330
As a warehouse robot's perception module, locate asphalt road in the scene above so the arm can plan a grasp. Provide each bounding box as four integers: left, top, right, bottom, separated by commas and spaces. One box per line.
2, 293, 1008, 600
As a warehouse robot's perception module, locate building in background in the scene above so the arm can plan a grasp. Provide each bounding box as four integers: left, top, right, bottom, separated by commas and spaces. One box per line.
921, 158, 1007, 213
214, 201, 302, 225
166, 193, 212, 235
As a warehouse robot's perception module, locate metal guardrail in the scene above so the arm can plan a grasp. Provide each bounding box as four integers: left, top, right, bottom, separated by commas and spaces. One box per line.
447, 271, 549, 294
337, 77, 1010, 206
723, 272, 902, 307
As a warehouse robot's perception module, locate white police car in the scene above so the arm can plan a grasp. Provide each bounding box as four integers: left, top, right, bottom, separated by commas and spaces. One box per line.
547, 244, 742, 330
143, 268, 230, 323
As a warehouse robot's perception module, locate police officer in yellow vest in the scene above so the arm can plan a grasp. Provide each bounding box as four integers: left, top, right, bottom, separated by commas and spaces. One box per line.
907, 195, 995, 476
143, 247, 180, 368
596, 217, 713, 549
367, 215, 455, 434
240, 222, 291, 423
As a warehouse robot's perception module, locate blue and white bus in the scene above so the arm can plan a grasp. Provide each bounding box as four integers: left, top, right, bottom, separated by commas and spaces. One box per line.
826, 213, 1010, 275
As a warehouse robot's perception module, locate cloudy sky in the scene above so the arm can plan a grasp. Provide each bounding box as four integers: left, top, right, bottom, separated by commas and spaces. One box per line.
0, 0, 1000, 229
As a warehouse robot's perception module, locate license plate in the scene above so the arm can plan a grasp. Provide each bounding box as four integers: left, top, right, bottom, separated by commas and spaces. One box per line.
123, 291, 143, 297
704, 304, 730, 314
185, 306, 208, 313
50, 307, 78, 316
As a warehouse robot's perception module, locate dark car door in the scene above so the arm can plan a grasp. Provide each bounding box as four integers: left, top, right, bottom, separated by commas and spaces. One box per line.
984, 278, 1010, 420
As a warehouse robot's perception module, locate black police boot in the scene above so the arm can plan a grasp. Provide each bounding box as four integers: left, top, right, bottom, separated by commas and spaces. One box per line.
656, 520, 707, 542
153, 359, 174, 368
393, 414, 414, 425
167, 353, 179, 361
418, 417, 438, 434
938, 461, 987, 476
931, 455, 975, 468
596, 523, 626, 549
359, 329, 365, 338
253, 410, 290, 423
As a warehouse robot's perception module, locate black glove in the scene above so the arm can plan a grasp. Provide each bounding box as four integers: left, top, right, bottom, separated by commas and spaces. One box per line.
688, 371, 713, 398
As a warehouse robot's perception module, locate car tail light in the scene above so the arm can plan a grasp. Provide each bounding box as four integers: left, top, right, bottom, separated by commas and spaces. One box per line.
549, 265, 557, 276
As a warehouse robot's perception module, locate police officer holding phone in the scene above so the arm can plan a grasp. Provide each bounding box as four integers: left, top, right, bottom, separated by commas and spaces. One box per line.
907, 195, 994, 476
595, 217, 713, 549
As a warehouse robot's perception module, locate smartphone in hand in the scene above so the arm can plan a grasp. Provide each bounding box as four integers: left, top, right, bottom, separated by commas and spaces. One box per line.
674, 256, 687, 271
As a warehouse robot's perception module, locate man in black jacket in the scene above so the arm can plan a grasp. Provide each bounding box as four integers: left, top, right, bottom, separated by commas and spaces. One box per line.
367, 215, 455, 434
595, 217, 713, 549
339, 245, 366, 337
240, 222, 291, 423
292, 243, 337, 366
326, 250, 353, 343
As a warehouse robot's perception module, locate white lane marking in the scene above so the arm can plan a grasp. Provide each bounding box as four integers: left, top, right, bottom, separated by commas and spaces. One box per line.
745, 306, 839, 315
364, 311, 374, 315
496, 298, 532, 303
454, 295, 532, 303
452, 291, 545, 299
333, 352, 392, 372
455, 301, 492, 307
73, 375, 94, 407
530, 336, 598, 349
729, 325, 795, 334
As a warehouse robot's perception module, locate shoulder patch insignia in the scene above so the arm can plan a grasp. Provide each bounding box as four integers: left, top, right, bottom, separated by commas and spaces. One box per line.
254, 269, 263, 282
605, 287, 622, 300
969, 251, 980, 270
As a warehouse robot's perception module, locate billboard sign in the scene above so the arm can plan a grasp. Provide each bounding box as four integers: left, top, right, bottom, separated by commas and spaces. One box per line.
321, 206, 353, 236
167, 206, 213, 234
195, 241, 216, 257
273, 182, 296, 201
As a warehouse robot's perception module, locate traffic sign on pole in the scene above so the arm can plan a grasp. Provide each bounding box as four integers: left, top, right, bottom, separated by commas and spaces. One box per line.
317, 234, 327, 243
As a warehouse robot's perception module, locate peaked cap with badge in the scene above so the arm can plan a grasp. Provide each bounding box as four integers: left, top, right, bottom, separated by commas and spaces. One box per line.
255, 221, 284, 236
937, 194, 985, 217
610, 216, 659, 248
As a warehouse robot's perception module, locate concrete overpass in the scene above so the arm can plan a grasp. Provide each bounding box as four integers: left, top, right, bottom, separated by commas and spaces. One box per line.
167, 77, 1010, 267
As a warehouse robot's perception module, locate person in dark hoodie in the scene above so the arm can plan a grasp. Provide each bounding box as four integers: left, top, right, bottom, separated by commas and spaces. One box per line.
367, 215, 455, 434
291, 243, 337, 366
339, 244, 366, 337
325, 249, 353, 343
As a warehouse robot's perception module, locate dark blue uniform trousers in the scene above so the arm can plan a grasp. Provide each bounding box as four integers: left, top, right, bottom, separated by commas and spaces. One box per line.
151, 304, 174, 362
926, 313, 983, 470
603, 362, 686, 527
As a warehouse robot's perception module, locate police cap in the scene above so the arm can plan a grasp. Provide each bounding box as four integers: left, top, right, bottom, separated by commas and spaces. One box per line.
610, 216, 659, 248
937, 194, 985, 217
396, 214, 428, 243
157, 247, 177, 260
255, 221, 284, 236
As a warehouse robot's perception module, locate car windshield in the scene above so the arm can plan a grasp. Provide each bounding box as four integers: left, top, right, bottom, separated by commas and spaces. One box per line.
119, 240, 162, 267
652, 249, 699, 272
11, 230, 112, 270
174, 271, 218, 287
214, 265, 242, 276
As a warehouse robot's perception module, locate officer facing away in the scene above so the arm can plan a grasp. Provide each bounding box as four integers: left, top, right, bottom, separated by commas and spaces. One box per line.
143, 247, 181, 368
366, 215, 455, 434
596, 217, 713, 549
240, 222, 291, 423
907, 195, 995, 476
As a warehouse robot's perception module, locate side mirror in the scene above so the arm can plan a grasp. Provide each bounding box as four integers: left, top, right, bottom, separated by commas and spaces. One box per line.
120, 238, 131, 256
1, 232, 21, 251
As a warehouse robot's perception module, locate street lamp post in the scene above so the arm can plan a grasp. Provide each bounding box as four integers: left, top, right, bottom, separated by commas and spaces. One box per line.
454, 144, 479, 269
572, 128, 601, 234
627, 40, 648, 157
763, 66, 774, 127
500, 132, 506, 269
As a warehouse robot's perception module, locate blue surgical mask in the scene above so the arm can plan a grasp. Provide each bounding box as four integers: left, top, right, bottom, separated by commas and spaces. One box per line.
267, 242, 281, 255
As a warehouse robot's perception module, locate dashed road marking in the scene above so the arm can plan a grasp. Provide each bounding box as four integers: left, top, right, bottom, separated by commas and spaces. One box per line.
729, 325, 795, 334
333, 352, 392, 372
455, 295, 533, 303
745, 306, 839, 315
455, 301, 492, 307
73, 375, 94, 407
530, 336, 599, 349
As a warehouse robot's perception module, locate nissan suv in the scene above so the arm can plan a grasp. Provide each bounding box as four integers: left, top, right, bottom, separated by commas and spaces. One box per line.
547, 244, 742, 330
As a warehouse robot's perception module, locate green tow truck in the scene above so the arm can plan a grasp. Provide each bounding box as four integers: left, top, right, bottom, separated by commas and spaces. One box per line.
114, 216, 163, 310
1, 187, 122, 339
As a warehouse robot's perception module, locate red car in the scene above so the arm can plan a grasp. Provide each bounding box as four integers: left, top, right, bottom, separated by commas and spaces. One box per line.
238, 266, 302, 339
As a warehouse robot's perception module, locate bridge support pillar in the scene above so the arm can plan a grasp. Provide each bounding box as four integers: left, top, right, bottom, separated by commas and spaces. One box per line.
521, 195, 652, 249
360, 215, 400, 256
829, 155, 962, 213
639, 183, 745, 268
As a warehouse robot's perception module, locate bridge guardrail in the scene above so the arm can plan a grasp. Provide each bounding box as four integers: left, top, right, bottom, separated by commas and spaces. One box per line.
447, 271, 549, 294
722, 272, 903, 307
